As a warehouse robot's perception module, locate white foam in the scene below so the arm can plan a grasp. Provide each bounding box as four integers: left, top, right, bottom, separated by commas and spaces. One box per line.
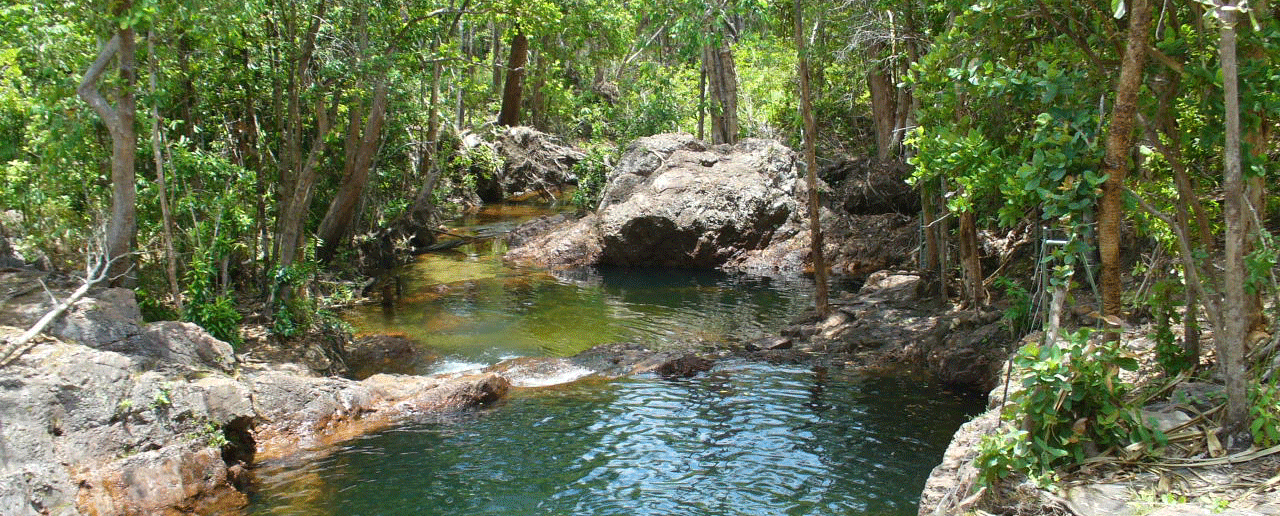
506, 364, 595, 387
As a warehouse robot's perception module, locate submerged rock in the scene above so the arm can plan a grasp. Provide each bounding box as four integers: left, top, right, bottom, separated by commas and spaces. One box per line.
654, 354, 715, 378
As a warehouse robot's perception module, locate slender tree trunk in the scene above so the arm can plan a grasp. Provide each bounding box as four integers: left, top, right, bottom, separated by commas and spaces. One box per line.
276, 94, 335, 269
795, 0, 828, 317
702, 41, 739, 145
491, 18, 503, 96
1097, 0, 1151, 326
497, 29, 528, 127
697, 65, 706, 141
1218, 0, 1249, 442
147, 32, 182, 312
78, 15, 138, 287
317, 80, 390, 262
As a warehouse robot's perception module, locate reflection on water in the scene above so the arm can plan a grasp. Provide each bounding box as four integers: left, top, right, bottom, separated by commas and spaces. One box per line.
248, 363, 983, 516
345, 205, 818, 373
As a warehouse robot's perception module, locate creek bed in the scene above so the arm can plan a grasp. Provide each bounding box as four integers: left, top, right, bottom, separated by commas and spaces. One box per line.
246, 201, 984, 515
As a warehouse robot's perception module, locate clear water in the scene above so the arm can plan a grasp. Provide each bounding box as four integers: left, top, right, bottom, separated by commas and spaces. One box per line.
342, 202, 822, 374
246, 202, 983, 516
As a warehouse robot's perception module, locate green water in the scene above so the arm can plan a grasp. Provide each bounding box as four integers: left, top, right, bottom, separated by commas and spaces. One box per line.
247, 201, 984, 515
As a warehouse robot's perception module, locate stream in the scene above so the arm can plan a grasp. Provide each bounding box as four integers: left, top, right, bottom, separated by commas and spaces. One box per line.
246, 201, 984, 516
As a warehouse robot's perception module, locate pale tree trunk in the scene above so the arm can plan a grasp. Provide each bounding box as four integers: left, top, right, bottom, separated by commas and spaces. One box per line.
703, 41, 739, 144
317, 80, 390, 262
1218, 0, 1250, 442
497, 29, 528, 127
1097, 0, 1151, 326
796, 0, 828, 317
78, 23, 138, 288
146, 32, 182, 312
273, 0, 328, 269
697, 66, 707, 141
275, 94, 336, 269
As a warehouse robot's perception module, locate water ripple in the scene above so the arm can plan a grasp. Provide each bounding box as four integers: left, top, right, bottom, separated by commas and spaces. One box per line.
249, 362, 982, 516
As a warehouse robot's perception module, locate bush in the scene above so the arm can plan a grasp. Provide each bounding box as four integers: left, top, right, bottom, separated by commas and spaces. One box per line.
182, 257, 242, 347
977, 329, 1164, 485
569, 146, 615, 210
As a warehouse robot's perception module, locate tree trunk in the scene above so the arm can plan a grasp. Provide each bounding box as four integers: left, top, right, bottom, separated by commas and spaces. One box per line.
867, 44, 896, 160
497, 29, 528, 127
1218, 0, 1249, 443
795, 0, 828, 317
697, 65, 706, 141
275, 94, 335, 269
78, 15, 138, 288
1097, 0, 1151, 326
702, 42, 739, 145
147, 32, 182, 312
273, 0, 328, 269
957, 209, 985, 307
317, 80, 390, 262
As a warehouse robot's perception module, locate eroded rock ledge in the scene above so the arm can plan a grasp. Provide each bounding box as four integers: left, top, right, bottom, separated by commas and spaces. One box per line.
0, 277, 508, 516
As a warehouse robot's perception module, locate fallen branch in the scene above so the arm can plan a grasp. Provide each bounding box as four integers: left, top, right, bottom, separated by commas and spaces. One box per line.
0, 254, 125, 367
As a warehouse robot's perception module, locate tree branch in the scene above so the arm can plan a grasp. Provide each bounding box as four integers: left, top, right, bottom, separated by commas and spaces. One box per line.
78, 34, 123, 132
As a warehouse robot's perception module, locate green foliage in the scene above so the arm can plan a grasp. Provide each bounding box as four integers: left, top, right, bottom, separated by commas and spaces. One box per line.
181, 256, 243, 347
269, 262, 317, 339
1146, 279, 1196, 376
1250, 379, 1280, 447
977, 329, 1164, 485
992, 276, 1034, 337
569, 145, 614, 210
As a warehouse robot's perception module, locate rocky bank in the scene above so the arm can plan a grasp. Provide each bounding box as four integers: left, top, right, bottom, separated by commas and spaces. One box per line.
0, 271, 508, 516
504, 133, 919, 275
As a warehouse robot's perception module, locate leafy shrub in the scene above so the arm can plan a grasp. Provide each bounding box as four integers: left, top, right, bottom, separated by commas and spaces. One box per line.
269, 262, 316, 339
182, 257, 242, 347
1147, 279, 1197, 376
570, 146, 615, 210
977, 329, 1164, 485
1250, 379, 1280, 447
993, 276, 1034, 337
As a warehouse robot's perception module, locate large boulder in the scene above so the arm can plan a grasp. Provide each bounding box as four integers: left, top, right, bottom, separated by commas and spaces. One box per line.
48, 287, 143, 349
824, 157, 919, 215
130, 321, 238, 372
507, 134, 803, 269
478, 126, 586, 202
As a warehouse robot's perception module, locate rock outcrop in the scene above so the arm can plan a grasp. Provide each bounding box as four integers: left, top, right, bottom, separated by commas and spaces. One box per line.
0, 278, 510, 516
779, 271, 1012, 392
507, 134, 803, 269
506, 135, 922, 276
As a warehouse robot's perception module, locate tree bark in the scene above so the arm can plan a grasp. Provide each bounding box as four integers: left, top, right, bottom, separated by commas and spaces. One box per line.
497, 29, 528, 127
795, 0, 828, 317
1218, 0, 1249, 442
868, 45, 896, 160
78, 18, 138, 287
317, 80, 390, 262
702, 41, 739, 145
1097, 0, 1151, 326
275, 93, 336, 269
957, 209, 985, 307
